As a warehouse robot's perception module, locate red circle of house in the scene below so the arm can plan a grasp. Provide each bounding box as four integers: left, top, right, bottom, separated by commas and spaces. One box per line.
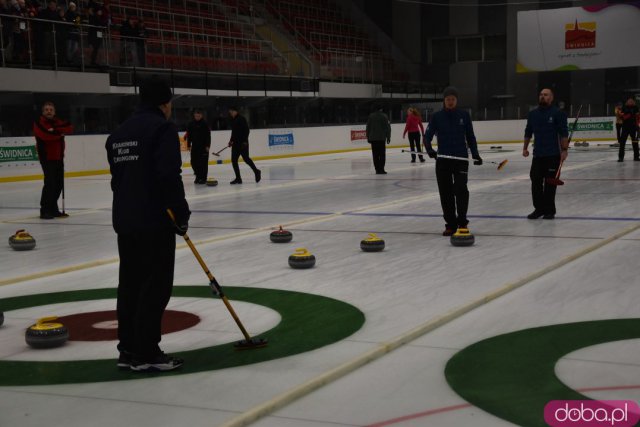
56, 310, 200, 341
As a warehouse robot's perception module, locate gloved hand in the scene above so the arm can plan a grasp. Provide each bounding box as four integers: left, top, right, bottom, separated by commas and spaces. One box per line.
174, 221, 188, 236
386, 138, 391, 145
426, 148, 437, 159
228, 141, 233, 147
473, 155, 483, 166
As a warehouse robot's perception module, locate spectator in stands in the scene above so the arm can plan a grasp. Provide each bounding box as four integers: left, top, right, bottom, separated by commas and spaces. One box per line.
55, 5, 68, 63
186, 109, 211, 184
119, 15, 137, 66
33, 101, 74, 219
10, 0, 29, 62
1, 0, 12, 62
35, 0, 61, 63
366, 104, 391, 174
64, 1, 80, 63
135, 17, 147, 67
87, 5, 104, 65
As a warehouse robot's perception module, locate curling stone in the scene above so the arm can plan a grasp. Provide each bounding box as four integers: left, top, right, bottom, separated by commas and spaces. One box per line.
0, 311, 4, 327
490, 146, 503, 150
360, 233, 385, 252
450, 228, 475, 247
9, 229, 36, 251
288, 248, 316, 269
25, 316, 69, 349
206, 178, 218, 187
270, 225, 293, 243
582, 141, 589, 147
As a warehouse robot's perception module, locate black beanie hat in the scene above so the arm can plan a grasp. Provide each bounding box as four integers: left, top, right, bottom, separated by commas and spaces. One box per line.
443, 86, 459, 99
140, 78, 173, 106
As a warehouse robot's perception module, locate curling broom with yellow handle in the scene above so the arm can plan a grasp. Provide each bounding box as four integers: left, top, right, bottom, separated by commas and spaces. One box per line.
167, 209, 267, 349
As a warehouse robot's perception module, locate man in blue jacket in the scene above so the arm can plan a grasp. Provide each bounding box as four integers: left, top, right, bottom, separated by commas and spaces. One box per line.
522, 88, 569, 220
424, 87, 482, 236
106, 78, 190, 372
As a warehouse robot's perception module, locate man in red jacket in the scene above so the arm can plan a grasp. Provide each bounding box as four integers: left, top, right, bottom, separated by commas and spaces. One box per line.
33, 102, 74, 219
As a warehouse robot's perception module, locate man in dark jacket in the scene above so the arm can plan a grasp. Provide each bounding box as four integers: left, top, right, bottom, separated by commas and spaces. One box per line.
106, 78, 190, 372
33, 101, 74, 219
617, 96, 639, 162
523, 88, 569, 220
424, 86, 482, 235
185, 109, 211, 184
366, 105, 391, 174
228, 106, 260, 184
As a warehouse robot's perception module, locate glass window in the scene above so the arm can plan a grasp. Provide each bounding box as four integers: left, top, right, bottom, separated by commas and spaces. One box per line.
484, 35, 506, 61
431, 38, 456, 64
457, 37, 482, 62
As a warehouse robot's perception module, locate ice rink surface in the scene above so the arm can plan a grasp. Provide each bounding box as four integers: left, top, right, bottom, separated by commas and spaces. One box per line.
1, 143, 639, 427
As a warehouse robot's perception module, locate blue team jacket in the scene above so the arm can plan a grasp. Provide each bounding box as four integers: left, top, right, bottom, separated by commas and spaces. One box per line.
524, 106, 569, 158
424, 108, 479, 158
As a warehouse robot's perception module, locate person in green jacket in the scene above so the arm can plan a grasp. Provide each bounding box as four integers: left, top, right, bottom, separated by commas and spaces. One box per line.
366, 105, 392, 174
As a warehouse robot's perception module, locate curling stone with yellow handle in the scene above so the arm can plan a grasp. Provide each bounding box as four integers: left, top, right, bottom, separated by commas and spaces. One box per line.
9, 229, 36, 251
450, 227, 475, 247
25, 316, 69, 348
206, 177, 218, 187
360, 233, 385, 252
288, 247, 316, 269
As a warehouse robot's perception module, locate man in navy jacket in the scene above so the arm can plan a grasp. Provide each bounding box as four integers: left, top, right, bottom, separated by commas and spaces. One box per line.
522, 88, 569, 220
106, 78, 190, 372
425, 86, 482, 236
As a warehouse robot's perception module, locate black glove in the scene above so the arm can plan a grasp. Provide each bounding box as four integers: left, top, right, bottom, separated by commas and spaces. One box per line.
473, 155, 483, 166
174, 221, 188, 236
386, 138, 391, 145
426, 149, 437, 159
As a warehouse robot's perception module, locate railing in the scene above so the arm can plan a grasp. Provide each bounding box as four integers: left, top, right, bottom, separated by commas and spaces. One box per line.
108, 2, 251, 40
0, 13, 284, 74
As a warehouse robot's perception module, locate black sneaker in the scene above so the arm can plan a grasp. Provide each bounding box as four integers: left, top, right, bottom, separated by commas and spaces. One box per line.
527, 210, 544, 219
230, 178, 242, 185
117, 351, 134, 369
419, 158, 426, 163
130, 352, 184, 372
411, 159, 416, 163
54, 211, 69, 218
40, 212, 55, 219
255, 169, 261, 183
543, 213, 555, 220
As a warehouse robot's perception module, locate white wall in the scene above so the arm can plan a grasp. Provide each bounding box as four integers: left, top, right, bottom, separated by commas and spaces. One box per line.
0, 118, 617, 180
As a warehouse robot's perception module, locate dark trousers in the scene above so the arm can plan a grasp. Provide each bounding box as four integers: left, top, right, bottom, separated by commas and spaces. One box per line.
530, 155, 560, 215
190, 148, 209, 181
39, 160, 64, 215
435, 158, 469, 228
370, 141, 386, 172
117, 229, 176, 359
407, 132, 424, 161
231, 142, 259, 180
618, 126, 639, 160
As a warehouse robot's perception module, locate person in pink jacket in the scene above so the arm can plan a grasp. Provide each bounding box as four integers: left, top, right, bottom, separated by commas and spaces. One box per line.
403, 107, 425, 163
